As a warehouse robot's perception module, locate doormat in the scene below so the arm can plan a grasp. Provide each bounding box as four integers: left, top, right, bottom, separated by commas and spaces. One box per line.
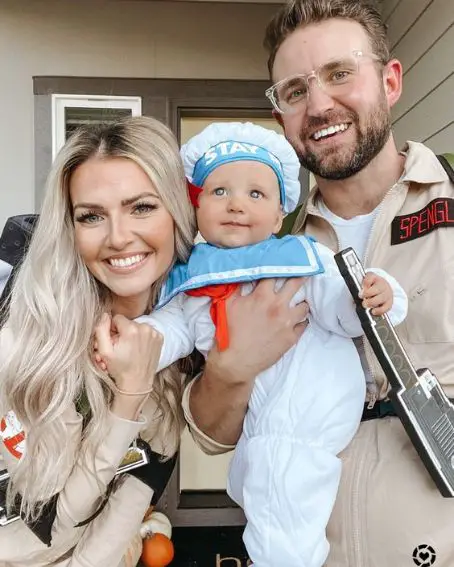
170, 526, 250, 567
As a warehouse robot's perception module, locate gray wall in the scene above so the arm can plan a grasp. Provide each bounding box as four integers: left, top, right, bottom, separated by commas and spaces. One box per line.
382, 0, 454, 151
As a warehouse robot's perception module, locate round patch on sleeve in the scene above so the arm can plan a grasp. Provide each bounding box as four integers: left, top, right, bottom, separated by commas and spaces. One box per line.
1, 410, 25, 459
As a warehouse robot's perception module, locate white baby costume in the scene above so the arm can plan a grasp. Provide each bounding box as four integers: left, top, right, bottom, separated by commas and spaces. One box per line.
150, 123, 408, 567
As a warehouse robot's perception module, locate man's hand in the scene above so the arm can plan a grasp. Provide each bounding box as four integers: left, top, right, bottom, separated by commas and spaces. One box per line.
211, 277, 309, 383
189, 277, 309, 447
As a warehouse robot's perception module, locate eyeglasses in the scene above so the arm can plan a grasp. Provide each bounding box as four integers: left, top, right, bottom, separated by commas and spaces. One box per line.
265, 50, 382, 114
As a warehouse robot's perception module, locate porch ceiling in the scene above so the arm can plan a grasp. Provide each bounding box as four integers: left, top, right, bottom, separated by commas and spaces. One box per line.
137, 0, 383, 3
126, 0, 383, 5
136, 1, 284, 3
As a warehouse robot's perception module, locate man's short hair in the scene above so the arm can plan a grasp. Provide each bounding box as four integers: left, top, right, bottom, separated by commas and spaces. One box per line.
264, 0, 390, 78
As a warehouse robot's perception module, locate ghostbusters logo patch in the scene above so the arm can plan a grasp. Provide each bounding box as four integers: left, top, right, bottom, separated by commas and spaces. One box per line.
412, 544, 437, 566
0, 411, 25, 459
391, 198, 454, 245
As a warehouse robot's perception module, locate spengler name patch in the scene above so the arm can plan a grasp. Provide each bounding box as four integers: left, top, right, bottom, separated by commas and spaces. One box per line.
391, 198, 454, 244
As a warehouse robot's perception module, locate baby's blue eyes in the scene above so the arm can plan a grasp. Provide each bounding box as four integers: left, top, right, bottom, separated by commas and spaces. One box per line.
211, 188, 264, 199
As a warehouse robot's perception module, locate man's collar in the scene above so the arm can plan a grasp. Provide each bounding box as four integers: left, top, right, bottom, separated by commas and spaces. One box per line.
399, 141, 448, 184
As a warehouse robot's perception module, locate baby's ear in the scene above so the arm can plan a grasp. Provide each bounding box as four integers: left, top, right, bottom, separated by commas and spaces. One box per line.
272, 206, 284, 234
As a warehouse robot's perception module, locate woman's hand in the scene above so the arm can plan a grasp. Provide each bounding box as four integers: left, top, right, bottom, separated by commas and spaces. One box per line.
94, 313, 163, 419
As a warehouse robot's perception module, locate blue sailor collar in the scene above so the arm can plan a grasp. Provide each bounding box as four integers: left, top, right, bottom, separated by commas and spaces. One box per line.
156, 235, 324, 309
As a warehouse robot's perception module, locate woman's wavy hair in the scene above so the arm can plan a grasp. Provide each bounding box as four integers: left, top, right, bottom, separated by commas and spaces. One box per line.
0, 116, 196, 520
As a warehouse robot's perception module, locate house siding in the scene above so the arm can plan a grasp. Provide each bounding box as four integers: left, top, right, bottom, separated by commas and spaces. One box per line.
382, 0, 454, 152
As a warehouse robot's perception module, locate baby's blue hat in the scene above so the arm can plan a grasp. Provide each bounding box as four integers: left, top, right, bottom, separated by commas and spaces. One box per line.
180, 122, 301, 214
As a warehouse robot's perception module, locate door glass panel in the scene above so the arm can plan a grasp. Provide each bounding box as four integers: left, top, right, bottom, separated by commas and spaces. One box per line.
64, 106, 132, 139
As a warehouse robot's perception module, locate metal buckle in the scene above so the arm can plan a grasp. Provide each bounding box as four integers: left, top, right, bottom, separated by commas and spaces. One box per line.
116, 438, 150, 475
0, 508, 20, 527
0, 469, 20, 527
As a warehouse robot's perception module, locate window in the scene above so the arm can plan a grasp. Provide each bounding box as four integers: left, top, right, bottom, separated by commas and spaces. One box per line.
51, 94, 142, 159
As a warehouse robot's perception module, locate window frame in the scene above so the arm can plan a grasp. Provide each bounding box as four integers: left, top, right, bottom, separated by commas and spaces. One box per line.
51, 93, 142, 159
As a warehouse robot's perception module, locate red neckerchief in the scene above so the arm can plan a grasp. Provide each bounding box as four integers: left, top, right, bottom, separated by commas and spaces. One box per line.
186, 283, 240, 351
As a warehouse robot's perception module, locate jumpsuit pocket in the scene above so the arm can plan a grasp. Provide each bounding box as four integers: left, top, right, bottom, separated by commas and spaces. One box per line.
404, 269, 454, 343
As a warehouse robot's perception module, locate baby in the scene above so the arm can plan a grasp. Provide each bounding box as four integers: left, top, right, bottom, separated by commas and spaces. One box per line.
103, 122, 408, 567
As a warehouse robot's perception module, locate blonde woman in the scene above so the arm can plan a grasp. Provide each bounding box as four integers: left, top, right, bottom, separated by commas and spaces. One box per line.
0, 116, 196, 566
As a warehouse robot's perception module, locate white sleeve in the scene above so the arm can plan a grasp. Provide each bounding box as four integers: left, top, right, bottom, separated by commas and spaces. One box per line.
305, 241, 407, 337
136, 295, 195, 371
183, 295, 215, 359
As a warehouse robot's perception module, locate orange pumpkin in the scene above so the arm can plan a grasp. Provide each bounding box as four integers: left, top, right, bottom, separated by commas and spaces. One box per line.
141, 533, 175, 567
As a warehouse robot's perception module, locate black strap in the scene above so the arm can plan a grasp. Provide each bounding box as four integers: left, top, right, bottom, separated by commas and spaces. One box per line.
74, 478, 116, 528
0, 214, 38, 318
361, 400, 397, 421
21, 494, 59, 547
437, 154, 454, 184
0, 262, 19, 322
0, 214, 38, 267
2, 442, 176, 541
362, 398, 454, 422
75, 444, 177, 528
0, 482, 59, 547
127, 447, 177, 506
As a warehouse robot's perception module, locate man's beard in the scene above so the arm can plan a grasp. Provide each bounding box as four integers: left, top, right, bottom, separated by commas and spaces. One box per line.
296, 97, 392, 180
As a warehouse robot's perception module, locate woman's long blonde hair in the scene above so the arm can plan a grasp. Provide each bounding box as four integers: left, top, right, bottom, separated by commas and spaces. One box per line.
0, 116, 196, 519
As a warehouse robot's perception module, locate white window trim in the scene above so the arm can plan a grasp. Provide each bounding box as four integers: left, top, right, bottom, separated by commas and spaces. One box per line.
51, 94, 142, 160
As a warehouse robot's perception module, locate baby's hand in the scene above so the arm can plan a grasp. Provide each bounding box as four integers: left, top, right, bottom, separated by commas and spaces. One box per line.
93, 338, 108, 372
92, 314, 122, 373
359, 272, 393, 316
